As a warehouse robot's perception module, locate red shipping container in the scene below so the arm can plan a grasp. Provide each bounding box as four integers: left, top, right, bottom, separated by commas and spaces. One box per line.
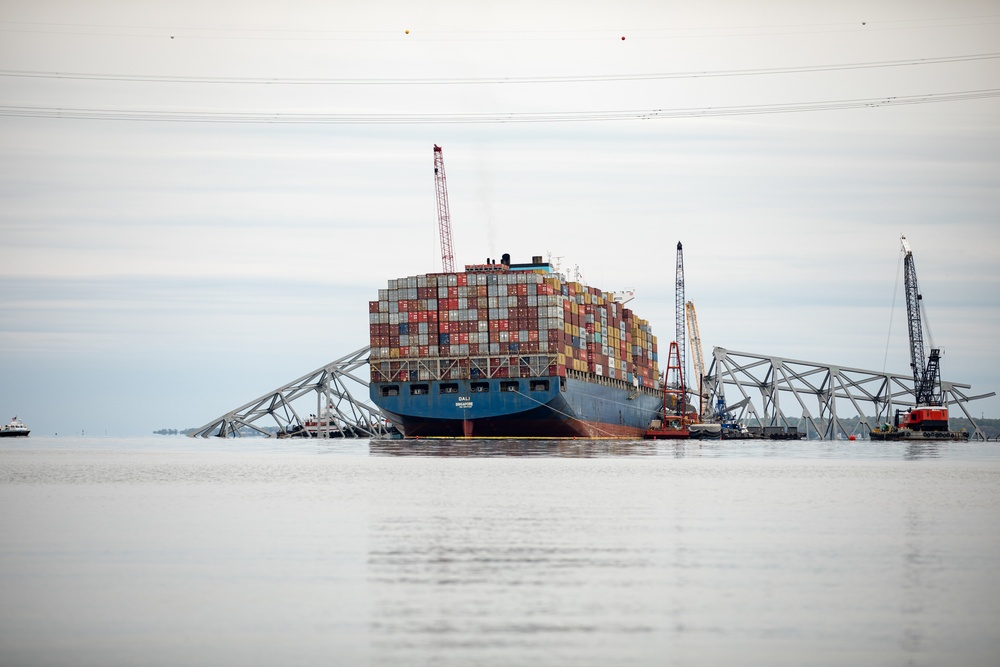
369, 301, 379, 313
457, 274, 467, 286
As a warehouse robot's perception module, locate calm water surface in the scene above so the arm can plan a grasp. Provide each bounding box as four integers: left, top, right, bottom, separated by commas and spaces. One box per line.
2, 437, 999, 666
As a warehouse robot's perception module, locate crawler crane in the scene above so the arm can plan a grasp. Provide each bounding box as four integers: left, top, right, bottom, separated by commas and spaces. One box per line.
871, 236, 968, 440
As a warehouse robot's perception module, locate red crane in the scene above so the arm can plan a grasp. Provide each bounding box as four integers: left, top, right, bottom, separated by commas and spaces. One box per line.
433, 145, 455, 272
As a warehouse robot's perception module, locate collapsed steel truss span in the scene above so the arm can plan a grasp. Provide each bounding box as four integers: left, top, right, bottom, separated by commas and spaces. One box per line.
190, 346, 391, 438
704, 347, 994, 441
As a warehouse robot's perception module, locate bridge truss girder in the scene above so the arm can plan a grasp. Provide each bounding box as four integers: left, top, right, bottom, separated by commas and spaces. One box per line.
704, 347, 994, 441
189, 346, 390, 439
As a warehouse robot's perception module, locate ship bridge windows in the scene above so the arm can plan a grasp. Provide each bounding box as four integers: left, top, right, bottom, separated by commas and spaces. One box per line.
410, 384, 429, 396
439, 383, 459, 394
530, 380, 549, 392
381, 385, 399, 397
500, 381, 520, 393
471, 382, 490, 393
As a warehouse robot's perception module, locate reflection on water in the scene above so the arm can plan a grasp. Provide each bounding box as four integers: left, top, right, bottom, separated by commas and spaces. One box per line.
903, 441, 942, 461
368, 437, 976, 461
370, 438, 662, 457
1, 439, 999, 667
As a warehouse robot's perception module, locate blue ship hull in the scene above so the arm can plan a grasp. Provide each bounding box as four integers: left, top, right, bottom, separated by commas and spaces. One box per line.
371, 375, 662, 438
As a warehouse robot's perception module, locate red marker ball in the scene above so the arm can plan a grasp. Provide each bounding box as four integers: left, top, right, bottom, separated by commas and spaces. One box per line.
621, 36, 625, 40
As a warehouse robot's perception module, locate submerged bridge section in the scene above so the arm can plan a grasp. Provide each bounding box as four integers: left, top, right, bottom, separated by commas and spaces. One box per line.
703, 347, 995, 440
190, 346, 391, 439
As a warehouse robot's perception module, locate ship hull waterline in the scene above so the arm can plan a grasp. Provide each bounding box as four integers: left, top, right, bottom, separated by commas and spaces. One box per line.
373, 375, 663, 439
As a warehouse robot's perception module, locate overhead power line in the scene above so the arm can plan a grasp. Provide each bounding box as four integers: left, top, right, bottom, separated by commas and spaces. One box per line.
1, 89, 997, 124
1, 14, 998, 40
1, 53, 998, 85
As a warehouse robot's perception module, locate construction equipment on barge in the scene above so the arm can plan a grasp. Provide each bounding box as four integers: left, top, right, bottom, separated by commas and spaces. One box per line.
871, 236, 966, 440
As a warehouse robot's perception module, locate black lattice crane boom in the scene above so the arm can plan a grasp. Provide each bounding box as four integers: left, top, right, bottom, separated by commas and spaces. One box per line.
901, 235, 943, 407
433, 145, 455, 273
891, 235, 949, 434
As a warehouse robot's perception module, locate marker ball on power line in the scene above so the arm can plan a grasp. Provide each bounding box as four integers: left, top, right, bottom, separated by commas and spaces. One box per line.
621, 36, 625, 40
405, 29, 410, 34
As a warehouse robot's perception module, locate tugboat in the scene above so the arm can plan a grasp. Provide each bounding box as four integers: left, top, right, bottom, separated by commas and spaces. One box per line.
1, 416, 30, 437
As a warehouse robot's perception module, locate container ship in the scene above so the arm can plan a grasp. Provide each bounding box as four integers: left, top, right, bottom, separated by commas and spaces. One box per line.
369, 254, 665, 438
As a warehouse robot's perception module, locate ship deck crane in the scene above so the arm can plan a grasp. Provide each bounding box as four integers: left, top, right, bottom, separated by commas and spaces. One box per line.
433, 145, 455, 273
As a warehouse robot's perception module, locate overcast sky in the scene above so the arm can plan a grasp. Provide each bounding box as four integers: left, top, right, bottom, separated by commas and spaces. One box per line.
2, 1, 999, 436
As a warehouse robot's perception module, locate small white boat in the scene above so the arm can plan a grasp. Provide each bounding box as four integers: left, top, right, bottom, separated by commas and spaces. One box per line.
0, 416, 30, 437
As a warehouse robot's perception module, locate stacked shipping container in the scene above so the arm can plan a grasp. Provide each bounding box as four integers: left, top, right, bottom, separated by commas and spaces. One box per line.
369, 266, 658, 388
